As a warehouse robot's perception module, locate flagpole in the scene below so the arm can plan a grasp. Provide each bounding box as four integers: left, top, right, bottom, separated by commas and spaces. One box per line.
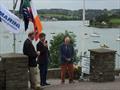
83, 0, 85, 26
13, 0, 16, 53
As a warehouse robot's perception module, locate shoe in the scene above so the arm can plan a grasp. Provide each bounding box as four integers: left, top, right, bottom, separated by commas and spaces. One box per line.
41, 83, 50, 86
44, 83, 50, 85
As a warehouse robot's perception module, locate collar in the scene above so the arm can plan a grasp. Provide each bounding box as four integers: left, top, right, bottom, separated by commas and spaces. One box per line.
28, 38, 32, 42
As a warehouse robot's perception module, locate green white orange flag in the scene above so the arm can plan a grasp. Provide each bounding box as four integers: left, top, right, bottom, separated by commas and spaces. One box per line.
30, 0, 42, 41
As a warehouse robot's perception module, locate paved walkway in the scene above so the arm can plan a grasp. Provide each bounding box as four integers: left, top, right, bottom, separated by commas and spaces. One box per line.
41, 77, 120, 90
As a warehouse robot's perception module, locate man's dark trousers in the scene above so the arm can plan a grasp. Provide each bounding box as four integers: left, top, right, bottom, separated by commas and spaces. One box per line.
37, 41, 49, 85
39, 63, 48, 85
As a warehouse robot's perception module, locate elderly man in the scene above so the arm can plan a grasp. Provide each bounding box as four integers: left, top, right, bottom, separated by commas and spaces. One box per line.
60, 36, 74, 84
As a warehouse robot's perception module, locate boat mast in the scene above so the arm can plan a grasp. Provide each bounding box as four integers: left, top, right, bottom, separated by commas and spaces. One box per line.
83, 0, 85, 26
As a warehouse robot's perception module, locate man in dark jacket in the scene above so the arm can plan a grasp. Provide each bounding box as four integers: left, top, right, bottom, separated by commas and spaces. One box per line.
60, 36, 74, 84
23, 31, 39, 89
37, 33, 50, 86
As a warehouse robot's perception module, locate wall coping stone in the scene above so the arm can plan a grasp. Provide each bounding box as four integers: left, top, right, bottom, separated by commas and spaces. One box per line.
0, 53, 28, 59
89, 48, 116, 54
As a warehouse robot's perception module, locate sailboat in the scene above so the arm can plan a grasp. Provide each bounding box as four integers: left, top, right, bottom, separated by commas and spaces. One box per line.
116, 29, 120, 41
116, 35, 120, 41
90, 32, 100, 37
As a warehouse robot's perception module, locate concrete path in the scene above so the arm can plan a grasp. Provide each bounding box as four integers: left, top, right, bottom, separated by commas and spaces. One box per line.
41, 77, 120, 90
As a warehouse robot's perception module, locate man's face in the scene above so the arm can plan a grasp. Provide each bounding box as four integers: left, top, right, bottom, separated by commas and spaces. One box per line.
31, 34, 35, 40
64, 37, 70, 45
41, 36, 45, 42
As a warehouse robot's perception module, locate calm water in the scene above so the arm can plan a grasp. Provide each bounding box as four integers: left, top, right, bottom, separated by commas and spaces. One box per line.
0, 21, 120, 69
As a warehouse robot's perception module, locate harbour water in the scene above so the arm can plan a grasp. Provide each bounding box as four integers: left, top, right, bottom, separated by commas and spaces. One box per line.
0, 21, 120, 69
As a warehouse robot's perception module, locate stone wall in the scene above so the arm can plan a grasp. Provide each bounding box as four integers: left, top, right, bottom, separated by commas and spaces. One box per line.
47, 68, 61, 79
47, 67, 81, 80
89, 48, 116, 82
0, 58, 5, 90
0, 53, 28, 90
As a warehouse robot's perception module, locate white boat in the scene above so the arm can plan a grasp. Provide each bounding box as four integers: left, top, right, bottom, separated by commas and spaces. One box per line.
116, 29, 120, 41
116, 36, 120, 41
90, 32, 100, 37
84, 37, 89, 39
100, 44, 109, 48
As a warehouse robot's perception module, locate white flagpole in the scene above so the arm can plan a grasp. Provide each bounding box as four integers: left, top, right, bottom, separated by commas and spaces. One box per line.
83, 0, 85, 26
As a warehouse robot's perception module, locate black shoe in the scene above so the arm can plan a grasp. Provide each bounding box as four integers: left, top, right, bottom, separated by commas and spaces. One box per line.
44, 83, 50, 86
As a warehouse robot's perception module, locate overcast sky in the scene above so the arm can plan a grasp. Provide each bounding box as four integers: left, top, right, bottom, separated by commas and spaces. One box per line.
0, 0, 120, 10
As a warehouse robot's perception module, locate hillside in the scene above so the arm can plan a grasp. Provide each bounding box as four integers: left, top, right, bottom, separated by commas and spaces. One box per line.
36, 9, 119, 21
15, 9, 119, 21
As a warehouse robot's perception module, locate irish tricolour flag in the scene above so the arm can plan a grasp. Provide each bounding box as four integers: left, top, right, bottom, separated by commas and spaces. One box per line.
20, 0, 42, 41
30, 0, 42, 41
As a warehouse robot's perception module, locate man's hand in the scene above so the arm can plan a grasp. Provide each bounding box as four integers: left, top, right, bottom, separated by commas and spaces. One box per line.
44, 40, 48, 47
66, 58, 71, 61
37, 51, 40, 56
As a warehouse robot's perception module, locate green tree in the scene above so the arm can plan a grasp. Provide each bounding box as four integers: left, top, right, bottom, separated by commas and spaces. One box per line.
49, 31, 78, 68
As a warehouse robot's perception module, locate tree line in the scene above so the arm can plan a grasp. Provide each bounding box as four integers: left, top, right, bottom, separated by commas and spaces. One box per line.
14, 9, 119, 21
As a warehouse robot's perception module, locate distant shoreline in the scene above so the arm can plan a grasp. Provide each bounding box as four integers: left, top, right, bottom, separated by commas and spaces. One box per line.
89, 25, 120, 28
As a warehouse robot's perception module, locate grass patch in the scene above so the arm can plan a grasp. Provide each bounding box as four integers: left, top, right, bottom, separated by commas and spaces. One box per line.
110, 18, 120, 25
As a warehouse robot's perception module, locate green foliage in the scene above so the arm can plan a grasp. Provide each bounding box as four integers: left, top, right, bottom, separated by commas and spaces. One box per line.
49, 31, 77, 68
90, 13, 120, 28
95, 14, 109, 23
110, 18, 120, 25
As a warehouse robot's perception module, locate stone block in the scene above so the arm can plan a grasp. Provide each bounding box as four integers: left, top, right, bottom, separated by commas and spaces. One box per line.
89, 48, 116, 82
